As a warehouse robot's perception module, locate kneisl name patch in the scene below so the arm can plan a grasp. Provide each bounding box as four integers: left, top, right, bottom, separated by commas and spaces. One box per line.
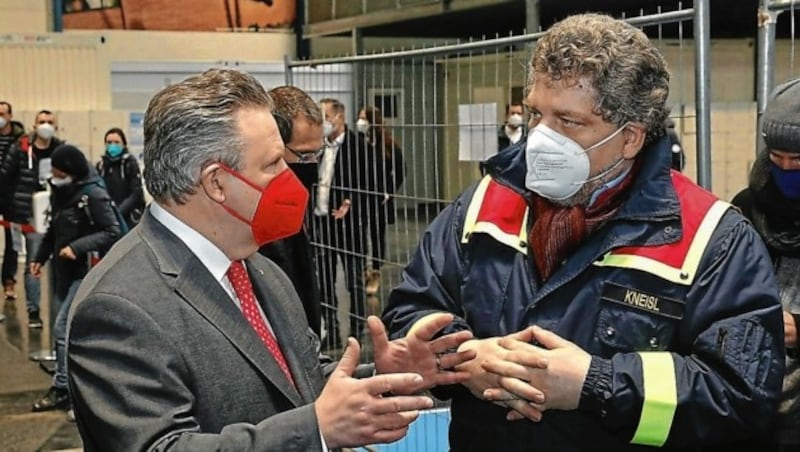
601, 282, 684, 320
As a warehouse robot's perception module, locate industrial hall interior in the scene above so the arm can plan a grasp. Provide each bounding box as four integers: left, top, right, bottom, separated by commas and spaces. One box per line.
2, 0, 800, 451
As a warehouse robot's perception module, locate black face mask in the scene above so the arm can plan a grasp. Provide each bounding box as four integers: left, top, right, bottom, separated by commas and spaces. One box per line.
287, 162, 319, 194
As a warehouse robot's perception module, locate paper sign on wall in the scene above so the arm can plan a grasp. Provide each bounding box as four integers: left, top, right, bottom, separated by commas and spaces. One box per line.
458, 103, 497, 162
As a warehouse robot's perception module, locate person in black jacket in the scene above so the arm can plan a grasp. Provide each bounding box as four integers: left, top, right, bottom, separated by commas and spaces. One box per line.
314, 98, 371, 350
0, 110, 64, 327
356, 106, 406, 297
258, 85, 323, 336
30, 144, 121, 413
665, 118, 686, 172
96, 128, 145, 230
497, 101, 526, 152
0, 101, 25, 301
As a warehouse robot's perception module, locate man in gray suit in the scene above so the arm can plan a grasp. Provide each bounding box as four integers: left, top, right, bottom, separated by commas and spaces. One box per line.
67, 68, 475, 451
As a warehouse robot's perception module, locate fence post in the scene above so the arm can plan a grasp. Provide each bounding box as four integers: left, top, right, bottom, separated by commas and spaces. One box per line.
757, 0, 780, 155
694, 0, 713, 190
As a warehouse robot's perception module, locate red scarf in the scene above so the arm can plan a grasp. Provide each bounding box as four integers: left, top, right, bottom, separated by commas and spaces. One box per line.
529, 162, 640, 281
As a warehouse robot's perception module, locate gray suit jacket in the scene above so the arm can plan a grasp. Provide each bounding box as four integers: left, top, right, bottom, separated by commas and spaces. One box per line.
67, 211, 328, 451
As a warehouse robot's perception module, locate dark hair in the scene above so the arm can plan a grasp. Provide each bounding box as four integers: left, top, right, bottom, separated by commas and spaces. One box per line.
320, 98, 345, 115
362, 105, 397, 158
0, 101, 12, 115
35, 110, 53, 122
269, 85, 322, 126
104, 127, 128, 146
273, 113, 293, 144
505, 101, 523, 115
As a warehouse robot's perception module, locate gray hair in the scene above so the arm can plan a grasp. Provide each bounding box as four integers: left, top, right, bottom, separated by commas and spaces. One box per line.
143, 68, 273, 204
530, 13, 670, 144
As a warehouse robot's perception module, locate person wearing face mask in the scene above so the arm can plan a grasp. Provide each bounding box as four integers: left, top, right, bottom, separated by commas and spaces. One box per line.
28, 144, 121, 414
498, 101, 526, 152
382, 13, 784, 451
731, 77, 800, 452
258, 85, 323, 336
314, 98, 372, 351
356, 106, 406, 297
66, 68, 477, 452
0, 109, 64, 328
0, 101, 26, 302
96, 127, 145, 230
481, 102, 527, 176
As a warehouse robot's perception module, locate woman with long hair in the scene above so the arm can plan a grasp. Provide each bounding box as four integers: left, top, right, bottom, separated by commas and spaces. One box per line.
356, 106, 405, 296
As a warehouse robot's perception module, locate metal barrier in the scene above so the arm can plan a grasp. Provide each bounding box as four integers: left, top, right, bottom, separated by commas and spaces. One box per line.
285, 0, 711, 450
285, 5, 709, 449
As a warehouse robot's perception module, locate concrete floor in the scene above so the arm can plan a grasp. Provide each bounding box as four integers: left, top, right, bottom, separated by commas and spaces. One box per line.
0, 279, 83, 452
0, 213, 437, 451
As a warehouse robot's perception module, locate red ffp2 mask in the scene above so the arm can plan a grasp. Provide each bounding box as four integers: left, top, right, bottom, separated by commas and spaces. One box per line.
217, 164, 309, 246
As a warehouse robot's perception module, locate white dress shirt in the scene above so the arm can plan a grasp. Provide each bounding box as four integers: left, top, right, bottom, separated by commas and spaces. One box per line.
314, 132, 345, 216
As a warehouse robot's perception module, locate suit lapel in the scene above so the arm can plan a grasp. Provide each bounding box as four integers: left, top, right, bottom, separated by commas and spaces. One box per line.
140, 214, 303, 407
173, 257, 304, 407
246, 258, 318, 404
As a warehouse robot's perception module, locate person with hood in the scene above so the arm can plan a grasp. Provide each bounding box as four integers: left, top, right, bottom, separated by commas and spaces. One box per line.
732, 77, 800, 451
0, 109, 64, 328
96, 127, 145, 230
0, 101, 25, 302
258, 85, 323, 336
30, 144, 122, 413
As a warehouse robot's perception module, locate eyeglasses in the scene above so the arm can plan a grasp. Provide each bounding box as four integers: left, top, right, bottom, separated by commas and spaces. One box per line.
286, 145, 324, 163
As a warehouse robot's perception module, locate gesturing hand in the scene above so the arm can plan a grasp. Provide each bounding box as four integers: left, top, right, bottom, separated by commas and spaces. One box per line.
481, 326, 591, 422
370, 313, 476, 393
59, 246, 77, 260
456, 334, 546, 418
315, 337, 434, 449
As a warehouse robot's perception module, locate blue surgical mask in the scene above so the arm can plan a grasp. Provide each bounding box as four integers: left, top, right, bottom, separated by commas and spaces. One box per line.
106, 143, 124, 158
770, 164, 800, 199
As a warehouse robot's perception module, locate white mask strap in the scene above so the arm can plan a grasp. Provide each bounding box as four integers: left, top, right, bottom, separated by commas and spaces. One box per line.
583, 122, 630, 154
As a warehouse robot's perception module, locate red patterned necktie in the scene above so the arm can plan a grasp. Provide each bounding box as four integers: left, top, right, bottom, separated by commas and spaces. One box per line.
227, 260, 295, 387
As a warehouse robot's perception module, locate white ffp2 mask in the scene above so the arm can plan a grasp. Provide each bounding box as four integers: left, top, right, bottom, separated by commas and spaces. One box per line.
36, 123, 56, 140
356, 118, 370, 134
525, 123, 628, 201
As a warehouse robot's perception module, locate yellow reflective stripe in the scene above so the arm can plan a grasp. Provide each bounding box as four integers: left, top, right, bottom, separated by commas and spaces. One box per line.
518, 207, 529, 252
631, 352, 677, 447
461, 176, 492, 244
595, 254, 690, 285
593, 200, 731, 286
469, 220, 528, 255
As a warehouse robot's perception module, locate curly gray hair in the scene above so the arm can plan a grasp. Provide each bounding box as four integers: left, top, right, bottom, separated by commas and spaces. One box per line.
530, 13, 670, 144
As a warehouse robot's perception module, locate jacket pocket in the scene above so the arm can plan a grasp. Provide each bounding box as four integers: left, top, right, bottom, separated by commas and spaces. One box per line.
596, 282, 683, 354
